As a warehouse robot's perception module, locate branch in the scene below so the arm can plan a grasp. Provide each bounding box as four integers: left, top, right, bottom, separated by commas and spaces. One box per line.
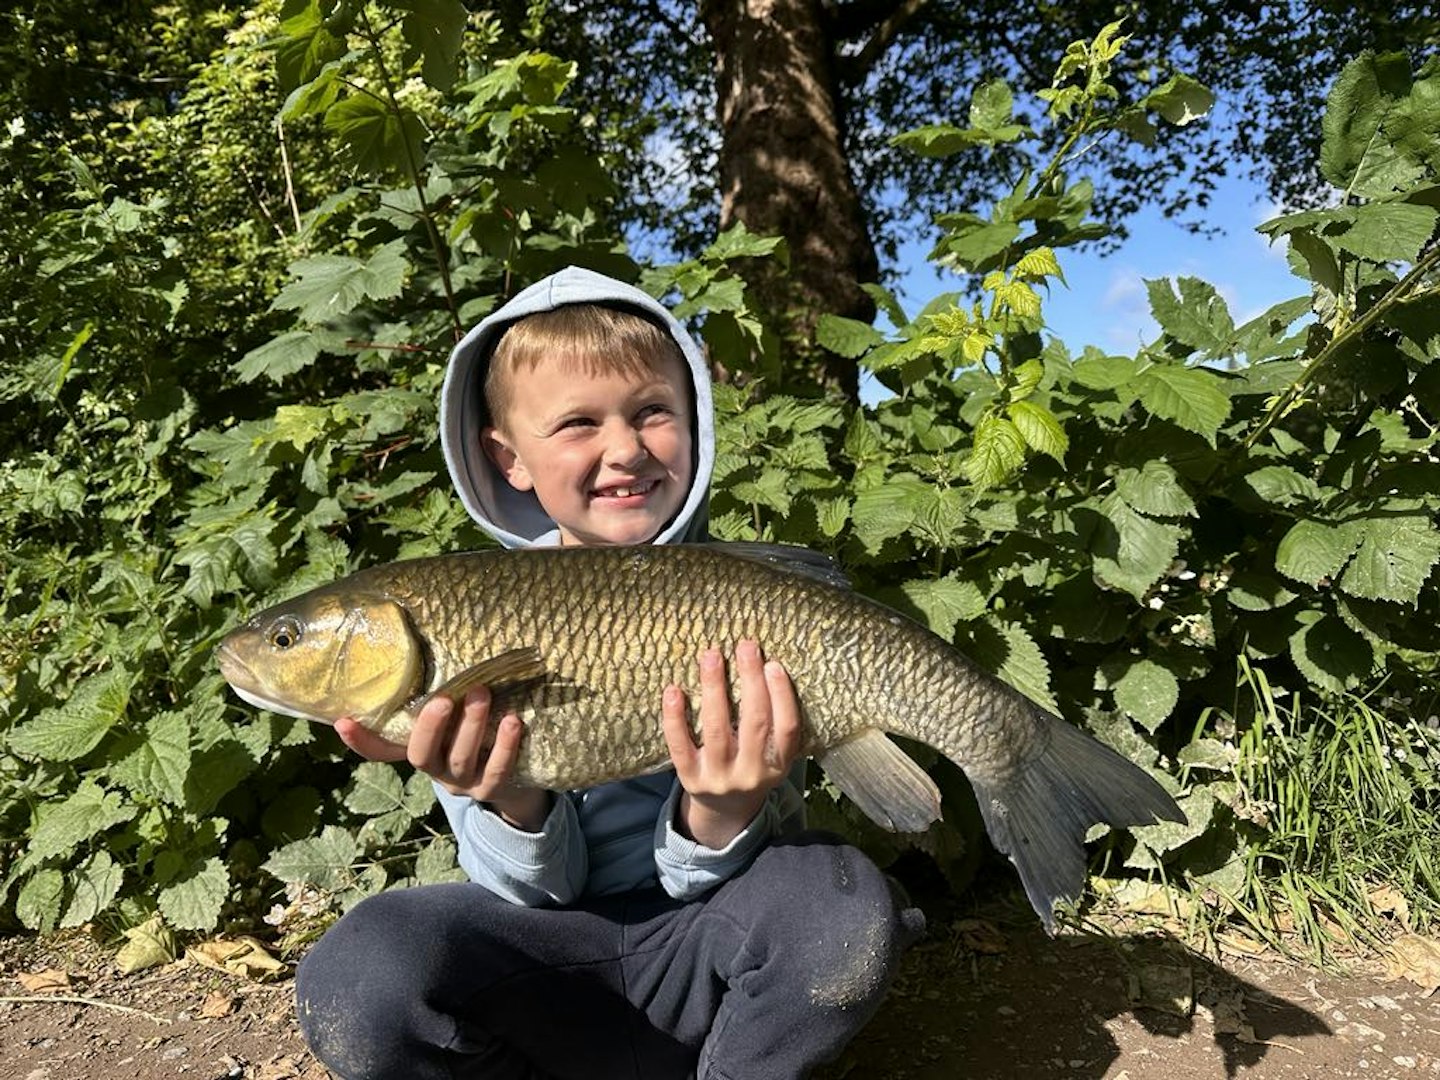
845, 0, 932, 81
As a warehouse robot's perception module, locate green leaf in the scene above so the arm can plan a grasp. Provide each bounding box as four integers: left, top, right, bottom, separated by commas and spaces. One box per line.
1129, 790, 1215, 866
158, 857, 230, 932
275, 0, 347, 91
16, 870, 66, 933
1115, 461, 1196, 518
273, 242, 409, 323
398, 0, 468, 90
1072, 352, 1135, 390
264, 825, 359, 891
1240, 465, 1321, 506
108, 709, 191, 806
899, 575, 987, 641
1275, 519, 1364, 586
1005, 400, 1067, 462
1133, 364, 1232, 445
28, 781, 135, 862
965, 415, 1027, 489
324, 95, 426, 179
11, 668, 132, 761
890, 124, 990, 158
414, 838, 467, 885
1146, 277, 1235, 355
1288, 611, 1375, 692
1226, 572, 1297, 612
1089, 494, 1183, 600
816, 314, 884, 359
1142, 74, 1214, 127
1108, 658, 1181, 733
62, 851, 124, 929
344, 762, 407, 817
969, 78, 1014, 131
235, 330, 322, 384
1337, 514, 1440, 605
1329, 202, 1440, 263
937, 219, 1021, 270
851, 476, 930, 552
960, 618, 1058, 715
1321, 51, 1426, 197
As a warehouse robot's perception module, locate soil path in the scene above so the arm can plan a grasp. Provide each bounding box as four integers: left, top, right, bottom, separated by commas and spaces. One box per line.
3, 902, 1438, 1080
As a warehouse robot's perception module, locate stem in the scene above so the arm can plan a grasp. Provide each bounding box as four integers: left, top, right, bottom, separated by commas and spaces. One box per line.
276, 116, 304, 235
356, 9, 463, 341
1243, 245, 1440, 451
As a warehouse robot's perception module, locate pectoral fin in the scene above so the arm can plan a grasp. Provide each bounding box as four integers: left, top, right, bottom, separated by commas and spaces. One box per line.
817, 729, 941, 833
417, 646, 547, 712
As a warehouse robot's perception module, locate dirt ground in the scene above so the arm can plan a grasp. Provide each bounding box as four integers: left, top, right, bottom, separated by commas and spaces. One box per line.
3, 893, 1438, 1080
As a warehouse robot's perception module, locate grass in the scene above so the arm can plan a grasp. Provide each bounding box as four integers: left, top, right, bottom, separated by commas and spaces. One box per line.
1216, 658, 1440, 964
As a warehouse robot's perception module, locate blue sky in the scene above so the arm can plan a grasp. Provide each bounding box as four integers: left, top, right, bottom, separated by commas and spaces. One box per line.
889, 170, 1305, 356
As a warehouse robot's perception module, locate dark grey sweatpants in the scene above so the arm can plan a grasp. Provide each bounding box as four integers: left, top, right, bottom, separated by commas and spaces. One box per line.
295, 832, 924, 1080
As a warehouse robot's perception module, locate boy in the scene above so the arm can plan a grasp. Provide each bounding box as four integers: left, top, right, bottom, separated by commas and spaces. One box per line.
295, 266, 923, 1079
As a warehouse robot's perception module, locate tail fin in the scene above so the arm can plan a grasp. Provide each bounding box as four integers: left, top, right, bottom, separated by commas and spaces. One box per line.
970, 714, 1184, 934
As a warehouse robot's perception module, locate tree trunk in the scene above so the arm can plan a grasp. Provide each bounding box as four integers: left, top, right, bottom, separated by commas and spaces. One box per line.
700, 0, 878, 401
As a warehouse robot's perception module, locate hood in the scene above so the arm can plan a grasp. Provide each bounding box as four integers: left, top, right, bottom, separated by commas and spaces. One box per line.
440, 266, 714, 549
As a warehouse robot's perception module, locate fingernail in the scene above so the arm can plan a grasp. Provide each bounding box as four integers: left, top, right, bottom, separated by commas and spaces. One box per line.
702, 649, 722, 671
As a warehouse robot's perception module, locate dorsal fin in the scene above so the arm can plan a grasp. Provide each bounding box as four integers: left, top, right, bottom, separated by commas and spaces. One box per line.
707, 541, 851, 590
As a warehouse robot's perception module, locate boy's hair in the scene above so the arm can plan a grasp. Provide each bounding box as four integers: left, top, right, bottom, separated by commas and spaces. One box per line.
484, 304, 686, 431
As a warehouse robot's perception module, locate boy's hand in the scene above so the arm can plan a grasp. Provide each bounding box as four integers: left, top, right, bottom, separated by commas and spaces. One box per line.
337, 690, 550, 832
661, 639, 803, 850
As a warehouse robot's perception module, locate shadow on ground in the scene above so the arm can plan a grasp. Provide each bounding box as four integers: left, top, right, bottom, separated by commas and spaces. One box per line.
819, 894, 1335, 1080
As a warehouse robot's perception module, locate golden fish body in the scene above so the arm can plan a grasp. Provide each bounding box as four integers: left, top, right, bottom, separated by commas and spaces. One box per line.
217, 543, 1182, 928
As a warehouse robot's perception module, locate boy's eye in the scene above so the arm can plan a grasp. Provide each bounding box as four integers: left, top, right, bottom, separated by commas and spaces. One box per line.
637, 403, 672, 421
557, 416, 595, 430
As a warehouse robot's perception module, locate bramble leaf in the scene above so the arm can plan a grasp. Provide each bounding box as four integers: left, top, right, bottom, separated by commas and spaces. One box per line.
1133, 364, 1232, 444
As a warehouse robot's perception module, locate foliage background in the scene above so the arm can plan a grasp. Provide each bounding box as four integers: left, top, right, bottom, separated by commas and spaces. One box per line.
1, 1, 1436, 958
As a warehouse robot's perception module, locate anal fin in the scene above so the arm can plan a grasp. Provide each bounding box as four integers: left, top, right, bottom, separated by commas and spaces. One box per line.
817, 729, 941, 833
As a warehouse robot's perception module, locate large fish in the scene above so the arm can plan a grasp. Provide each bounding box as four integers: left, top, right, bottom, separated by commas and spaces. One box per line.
217, 542, 1182, 929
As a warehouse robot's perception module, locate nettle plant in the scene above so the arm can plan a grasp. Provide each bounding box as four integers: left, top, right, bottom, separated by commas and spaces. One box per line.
711, 36, 1440, 902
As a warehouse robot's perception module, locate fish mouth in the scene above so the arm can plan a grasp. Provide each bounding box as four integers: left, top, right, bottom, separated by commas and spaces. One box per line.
215, 641, 328, 724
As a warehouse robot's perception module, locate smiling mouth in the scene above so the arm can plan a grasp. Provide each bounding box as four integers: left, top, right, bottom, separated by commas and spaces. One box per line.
594, 478, 659, 499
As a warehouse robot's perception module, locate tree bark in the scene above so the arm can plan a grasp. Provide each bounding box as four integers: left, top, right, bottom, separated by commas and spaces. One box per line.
700, 0, 879, 401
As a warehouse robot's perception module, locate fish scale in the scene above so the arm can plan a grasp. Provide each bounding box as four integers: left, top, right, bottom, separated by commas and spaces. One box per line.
217, 542, 1184, 930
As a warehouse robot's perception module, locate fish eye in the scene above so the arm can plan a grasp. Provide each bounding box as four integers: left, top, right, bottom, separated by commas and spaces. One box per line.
268, 618, 302, 650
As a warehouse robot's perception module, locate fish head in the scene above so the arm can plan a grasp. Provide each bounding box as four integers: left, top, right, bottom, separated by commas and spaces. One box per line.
216, 589, 424, 728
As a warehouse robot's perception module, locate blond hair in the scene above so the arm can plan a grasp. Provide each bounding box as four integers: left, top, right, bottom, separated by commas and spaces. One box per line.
484, 304, 685, 431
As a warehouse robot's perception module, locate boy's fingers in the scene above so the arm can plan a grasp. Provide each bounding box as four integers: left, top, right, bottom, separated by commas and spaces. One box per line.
479, 713, 524, 792
406, 694, 458, 773
733, 639, 771, 740
765, 660, 803, 768
660, 684, 699, 774
697, 647, 733, 752
335, 717, 409, 763
443, 687, 493, 781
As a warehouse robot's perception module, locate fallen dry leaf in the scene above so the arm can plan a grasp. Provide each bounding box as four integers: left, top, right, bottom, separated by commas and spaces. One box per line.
200, 991, 238, 1018
189, 936, 287, 982
116, 916, 180, 974
1126, 962, 1194, 1018
1369, 885, 1412, 929
1385, 933, 1440, 996
16, 968, 72, 994
954, 918, 1008, 955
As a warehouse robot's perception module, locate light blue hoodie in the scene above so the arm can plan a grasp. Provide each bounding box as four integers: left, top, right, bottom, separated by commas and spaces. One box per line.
435, 266, 805, 906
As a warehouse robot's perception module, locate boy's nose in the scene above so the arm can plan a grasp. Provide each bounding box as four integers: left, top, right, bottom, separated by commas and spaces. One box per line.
601, 422, 648, 468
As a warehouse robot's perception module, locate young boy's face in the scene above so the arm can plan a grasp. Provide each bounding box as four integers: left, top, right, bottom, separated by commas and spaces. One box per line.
482, 350, 694, 546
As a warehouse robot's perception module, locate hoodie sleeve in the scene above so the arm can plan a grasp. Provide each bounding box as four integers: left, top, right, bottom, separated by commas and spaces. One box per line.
433, 783, 588, 906
651, 766, 807, 901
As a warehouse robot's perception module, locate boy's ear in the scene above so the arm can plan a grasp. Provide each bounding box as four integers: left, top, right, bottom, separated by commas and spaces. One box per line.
481, 427, 535, 492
